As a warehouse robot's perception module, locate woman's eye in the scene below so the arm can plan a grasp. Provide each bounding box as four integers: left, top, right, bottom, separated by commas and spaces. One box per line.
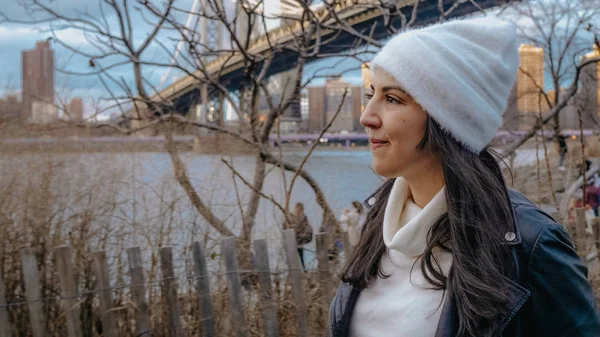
386, 96, 402, 104
365, 93, 373, 100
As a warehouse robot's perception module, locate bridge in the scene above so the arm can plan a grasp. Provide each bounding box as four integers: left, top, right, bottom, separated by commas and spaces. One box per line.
148, 0, 505, 125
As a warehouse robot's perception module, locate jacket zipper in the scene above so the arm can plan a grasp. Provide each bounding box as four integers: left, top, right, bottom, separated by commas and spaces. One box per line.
328, 297, 335, 337
329, 313, 335, 337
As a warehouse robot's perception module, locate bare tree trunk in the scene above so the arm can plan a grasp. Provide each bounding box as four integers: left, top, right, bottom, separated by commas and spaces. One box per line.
164, 131, 234, 237
241, 153, 266, 241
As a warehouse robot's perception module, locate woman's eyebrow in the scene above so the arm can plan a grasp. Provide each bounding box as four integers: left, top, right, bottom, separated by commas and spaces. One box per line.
369, 84, 408, 95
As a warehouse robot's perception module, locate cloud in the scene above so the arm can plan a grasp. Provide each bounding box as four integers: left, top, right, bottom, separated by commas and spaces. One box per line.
53, 27, 89, 46
0, 25, 38, 40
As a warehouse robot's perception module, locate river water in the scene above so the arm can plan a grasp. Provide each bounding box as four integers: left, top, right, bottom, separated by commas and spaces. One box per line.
0, 147, 545, 270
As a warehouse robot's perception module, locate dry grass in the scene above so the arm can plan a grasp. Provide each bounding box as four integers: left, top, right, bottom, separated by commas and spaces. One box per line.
0, 151, 335, 336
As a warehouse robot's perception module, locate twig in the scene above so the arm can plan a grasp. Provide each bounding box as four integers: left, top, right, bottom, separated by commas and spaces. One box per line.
220, 159, 291, 226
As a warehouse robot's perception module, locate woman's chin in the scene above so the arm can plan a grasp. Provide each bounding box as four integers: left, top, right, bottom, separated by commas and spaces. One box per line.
371, 161, 398, 178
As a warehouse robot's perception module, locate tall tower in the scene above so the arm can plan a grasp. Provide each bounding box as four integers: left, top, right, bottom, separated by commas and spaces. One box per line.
308, 86, 326, 133
22, 41, 55, 120
578, 44, 600, 127
516, 44, 544, 130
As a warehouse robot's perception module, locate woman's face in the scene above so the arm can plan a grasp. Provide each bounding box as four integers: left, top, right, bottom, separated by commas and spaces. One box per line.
360, 67, 435, 178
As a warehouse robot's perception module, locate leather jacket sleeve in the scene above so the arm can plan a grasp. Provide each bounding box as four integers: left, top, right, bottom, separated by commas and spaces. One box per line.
527, 223, 600, 336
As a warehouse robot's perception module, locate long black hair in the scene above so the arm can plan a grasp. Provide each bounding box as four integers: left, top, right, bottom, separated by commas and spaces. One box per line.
340, 117, 516, 337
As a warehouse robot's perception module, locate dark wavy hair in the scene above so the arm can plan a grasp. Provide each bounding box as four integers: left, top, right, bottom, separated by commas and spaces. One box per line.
340, 117, 517, 337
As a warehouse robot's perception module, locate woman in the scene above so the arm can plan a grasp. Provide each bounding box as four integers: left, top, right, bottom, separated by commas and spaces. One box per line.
328, 17, 600, 337
340, 201, 366, 246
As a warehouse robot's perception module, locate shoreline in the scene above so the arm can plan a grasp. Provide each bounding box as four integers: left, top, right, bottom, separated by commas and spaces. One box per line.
0, 136, 545, 154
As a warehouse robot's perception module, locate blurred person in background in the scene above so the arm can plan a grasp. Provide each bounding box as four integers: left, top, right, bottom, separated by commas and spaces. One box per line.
556, 134, 568, 171
289, 202, 313, 270
339, 201, 366, 246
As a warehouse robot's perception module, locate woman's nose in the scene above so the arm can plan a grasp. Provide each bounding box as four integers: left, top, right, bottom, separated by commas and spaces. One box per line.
360, 101, 381, 130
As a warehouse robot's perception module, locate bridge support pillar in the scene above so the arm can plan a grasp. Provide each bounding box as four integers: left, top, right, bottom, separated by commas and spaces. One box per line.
198, 83, 209, 136
215, 91, 225, 128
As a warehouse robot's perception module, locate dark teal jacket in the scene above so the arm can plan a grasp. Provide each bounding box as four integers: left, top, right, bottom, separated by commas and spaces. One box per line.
328, 188, 600, 337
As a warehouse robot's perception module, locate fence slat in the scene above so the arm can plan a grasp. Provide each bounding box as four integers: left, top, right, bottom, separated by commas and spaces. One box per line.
316, 233, 332, 307
20, 247, 45, 337
342, 231, 353, 260
254, 239, 279, 337
127, 247, 152, 337
221, 237, 248, 337
551, 211, 563, 226
0, 272, 13, 337
283, 229, 308, 337
594, 218, 600, 254
56, 246, 84, 337
191, 241, 216, 337
575, 208, 588, 258
92, 251, 119, 337
160, 247, 184, 337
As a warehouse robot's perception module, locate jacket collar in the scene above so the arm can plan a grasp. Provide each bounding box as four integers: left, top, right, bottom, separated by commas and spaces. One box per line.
363, 181, 523, 246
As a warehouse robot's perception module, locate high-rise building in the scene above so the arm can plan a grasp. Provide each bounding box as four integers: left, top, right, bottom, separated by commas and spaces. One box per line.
517, 44, 545, 116
68, 97, 84, 121
307, 77, 362, 133
503, 44, 545, 131
22, 41, 55, 121
577, 45, 600, 127
308, 86, 326, 132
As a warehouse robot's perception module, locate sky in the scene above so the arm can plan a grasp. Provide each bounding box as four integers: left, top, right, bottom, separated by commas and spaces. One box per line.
0, 0, 597, 118
0, 1, 349, 106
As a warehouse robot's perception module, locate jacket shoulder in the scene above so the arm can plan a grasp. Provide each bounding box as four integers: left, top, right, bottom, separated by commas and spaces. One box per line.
507, 188, 561, 254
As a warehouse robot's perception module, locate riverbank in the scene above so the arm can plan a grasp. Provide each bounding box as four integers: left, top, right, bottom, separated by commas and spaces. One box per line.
0, 135, 547, 154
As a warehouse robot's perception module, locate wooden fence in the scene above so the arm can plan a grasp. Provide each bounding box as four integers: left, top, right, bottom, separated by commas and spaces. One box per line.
0, 229, 350, 337
0, 209, 598, 337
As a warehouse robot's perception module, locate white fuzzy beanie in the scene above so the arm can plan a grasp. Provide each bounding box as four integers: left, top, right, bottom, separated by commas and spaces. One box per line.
371, 16, 519, 153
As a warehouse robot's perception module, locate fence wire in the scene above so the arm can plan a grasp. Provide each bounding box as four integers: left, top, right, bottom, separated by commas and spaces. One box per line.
0, 266, 326, 309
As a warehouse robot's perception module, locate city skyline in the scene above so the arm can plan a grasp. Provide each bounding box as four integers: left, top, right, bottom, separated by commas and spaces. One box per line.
0, 0, 598, 125
0, 0, 347, 108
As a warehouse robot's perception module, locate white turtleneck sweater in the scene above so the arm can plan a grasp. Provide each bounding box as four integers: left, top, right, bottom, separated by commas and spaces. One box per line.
349, 177, 453, 337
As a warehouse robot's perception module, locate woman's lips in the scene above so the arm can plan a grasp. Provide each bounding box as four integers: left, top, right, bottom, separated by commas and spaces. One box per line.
370, 138, 389, 149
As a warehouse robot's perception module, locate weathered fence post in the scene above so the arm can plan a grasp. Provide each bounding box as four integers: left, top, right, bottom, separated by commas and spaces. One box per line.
160, 247, 184, 337
575, 208, 588, 259
20, 247, 45, 337
594, 218, 600, 254
551, 211, 563, 226
316, 233, 332, 307
342, 231, 353, 260
127, 247, 152, 337
254, 239, 279, 337
92, 251, 119, 337
191, 241, 216, 337
283, 229, 308, 337
0, 272, 13, 337
221, 237, 248, 337
56, 245, 84, 337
